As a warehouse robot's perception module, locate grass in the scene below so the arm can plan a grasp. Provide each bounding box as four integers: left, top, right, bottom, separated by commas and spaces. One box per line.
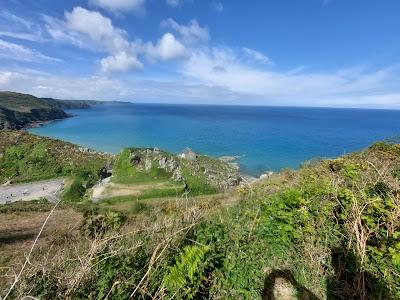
112, 149, 171, 184
0, 131, 112, 185
99, 195, 137, 205
137, 185, 185, 200
4, 134, 400, 298
0, 198, 53, 214
181, 165, 217, 196
98, 183, 185, 204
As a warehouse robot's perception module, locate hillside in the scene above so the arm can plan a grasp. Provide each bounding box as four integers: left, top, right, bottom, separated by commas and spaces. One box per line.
0, 91, 98, 130
1, 135, 400, 299
0, 131, 113, 184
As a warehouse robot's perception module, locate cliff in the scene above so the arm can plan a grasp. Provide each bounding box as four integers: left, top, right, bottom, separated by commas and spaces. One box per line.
0, 91, 98, 130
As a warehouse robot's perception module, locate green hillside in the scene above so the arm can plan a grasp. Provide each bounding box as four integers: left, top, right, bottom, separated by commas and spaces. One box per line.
0, 91, 97, 129
1, 134, 400, 299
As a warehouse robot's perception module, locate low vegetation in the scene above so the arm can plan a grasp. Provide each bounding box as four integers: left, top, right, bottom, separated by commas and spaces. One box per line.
0, 131, 111, 184
0, 91, 99, 130
1, 135, 400, 299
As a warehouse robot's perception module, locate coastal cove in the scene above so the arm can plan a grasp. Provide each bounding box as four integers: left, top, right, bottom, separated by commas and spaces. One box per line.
29, 103, 400, 176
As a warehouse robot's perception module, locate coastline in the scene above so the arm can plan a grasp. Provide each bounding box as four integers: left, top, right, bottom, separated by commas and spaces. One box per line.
23, 116, 69, 130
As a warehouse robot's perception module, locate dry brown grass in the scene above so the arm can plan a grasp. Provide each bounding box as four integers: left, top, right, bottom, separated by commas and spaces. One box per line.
0, 208, 82, 290
0, 190, 238, 298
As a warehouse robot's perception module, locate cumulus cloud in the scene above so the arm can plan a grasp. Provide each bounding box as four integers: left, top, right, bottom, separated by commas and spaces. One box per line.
162, 18, 209, 44
242, 47, 270, 64
44, 7, 143, 73
101, 51, 143, 73
44, 7, 190, 72
146, 33, 187, 61
0, 39, 61, 62
89, 0, 145, 14
64, 7, 130, 53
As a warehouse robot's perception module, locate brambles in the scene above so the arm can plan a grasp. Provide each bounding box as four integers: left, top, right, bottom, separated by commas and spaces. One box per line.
80, 209, 126, 238
2, 140, 400, 299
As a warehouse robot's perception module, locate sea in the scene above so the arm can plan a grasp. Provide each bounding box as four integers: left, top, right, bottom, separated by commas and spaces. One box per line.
29, 103, 400, 176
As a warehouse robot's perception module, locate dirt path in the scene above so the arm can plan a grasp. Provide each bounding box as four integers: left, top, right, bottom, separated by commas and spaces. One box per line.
0, 179, 64, 204
91, 180, 172, 202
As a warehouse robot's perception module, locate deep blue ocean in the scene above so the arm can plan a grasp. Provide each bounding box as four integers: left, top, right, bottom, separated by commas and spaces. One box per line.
29, 103, 400, 176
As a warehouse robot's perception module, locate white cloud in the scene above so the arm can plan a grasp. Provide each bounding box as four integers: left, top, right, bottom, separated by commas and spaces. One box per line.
146, 33, 187, 61
89, 0, 145, 14
44, 7, 190, 72
43, 14, 99, 51
0, 71, 13, 85
101, 51, 143, 73
166, 0, 180, 7
162, 18, 209, 44
0, 11, 35, 31
0, 69, 126, 100
0, 39, 61, 63
211, 2, 224, 12
0, 68, 230, 103
1, 65, 400, 108
64, 7, 130, 53
181, 47, 400, 107
0, 11, 45, 42
242, 47, 270, 64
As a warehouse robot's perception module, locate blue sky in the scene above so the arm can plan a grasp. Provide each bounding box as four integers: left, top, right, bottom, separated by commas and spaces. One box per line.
1, 0, 400, 108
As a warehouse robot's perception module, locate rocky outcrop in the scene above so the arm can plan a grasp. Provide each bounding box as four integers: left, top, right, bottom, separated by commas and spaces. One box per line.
126, 147, 241, 191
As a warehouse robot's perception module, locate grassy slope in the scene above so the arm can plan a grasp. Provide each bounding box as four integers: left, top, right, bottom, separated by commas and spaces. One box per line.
0, 92, 96, 111
1, 140, 400, 299
0, 131, 112, 184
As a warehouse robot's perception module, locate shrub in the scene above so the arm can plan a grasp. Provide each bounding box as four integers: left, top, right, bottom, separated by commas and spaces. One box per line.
80, 209, 126, 238
366, 181, 392, 198
130, 201, 150, 215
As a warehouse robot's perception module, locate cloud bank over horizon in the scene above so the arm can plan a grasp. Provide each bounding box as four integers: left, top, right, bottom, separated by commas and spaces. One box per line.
0, 0, 400, 108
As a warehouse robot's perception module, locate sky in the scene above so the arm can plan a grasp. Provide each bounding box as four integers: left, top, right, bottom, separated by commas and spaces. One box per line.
1, 0, 400, 108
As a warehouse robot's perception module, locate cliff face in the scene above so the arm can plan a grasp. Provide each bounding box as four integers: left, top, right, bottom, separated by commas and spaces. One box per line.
0, 106, 69, 130
0, 91, 96, 130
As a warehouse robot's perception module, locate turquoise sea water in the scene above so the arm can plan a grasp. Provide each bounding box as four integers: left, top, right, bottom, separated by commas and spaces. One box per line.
29, 103, 400, 176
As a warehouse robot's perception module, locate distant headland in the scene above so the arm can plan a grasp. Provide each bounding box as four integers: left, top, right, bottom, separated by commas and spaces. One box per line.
0, 91, 123, 130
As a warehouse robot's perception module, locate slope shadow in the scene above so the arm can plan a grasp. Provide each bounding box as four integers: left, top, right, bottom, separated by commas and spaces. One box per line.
327, 247, 392, 300
262, 269, 320, 300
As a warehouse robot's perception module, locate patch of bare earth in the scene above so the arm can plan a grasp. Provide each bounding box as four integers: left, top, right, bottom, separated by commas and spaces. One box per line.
92, 181, 172, 200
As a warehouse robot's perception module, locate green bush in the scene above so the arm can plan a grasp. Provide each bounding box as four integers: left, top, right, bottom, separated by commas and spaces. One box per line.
80, 209, 126, 238
62, 180, 86, 202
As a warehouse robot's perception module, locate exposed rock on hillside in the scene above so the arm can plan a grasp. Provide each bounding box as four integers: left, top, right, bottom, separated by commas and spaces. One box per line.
122, 147, 241, 191
0, 91, 98, 130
